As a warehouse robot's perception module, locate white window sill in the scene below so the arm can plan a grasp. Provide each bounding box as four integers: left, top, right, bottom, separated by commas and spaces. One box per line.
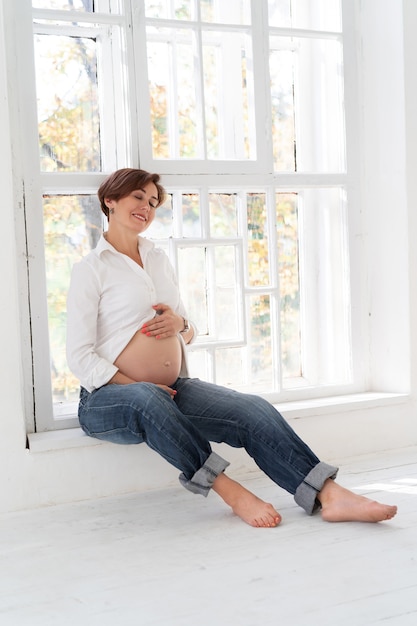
27, 392, 409, 453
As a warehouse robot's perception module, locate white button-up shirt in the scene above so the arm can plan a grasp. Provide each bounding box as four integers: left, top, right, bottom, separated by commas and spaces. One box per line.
66, 234, 192, 392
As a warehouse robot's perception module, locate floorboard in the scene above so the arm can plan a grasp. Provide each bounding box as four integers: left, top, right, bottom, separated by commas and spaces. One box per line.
0, 447, 416, 626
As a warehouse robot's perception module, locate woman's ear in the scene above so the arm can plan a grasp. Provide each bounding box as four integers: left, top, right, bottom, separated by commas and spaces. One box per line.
105, 199, 115, 215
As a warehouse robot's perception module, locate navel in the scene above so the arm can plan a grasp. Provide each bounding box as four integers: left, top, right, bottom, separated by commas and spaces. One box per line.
164, 361, 171, 367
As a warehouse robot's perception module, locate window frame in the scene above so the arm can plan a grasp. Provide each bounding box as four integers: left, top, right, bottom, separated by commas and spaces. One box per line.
7, 0, 366, 434
132, 1, 272, 173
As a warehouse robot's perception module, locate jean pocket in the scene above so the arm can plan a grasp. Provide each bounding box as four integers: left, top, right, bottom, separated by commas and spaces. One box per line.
78, 386, 90, 409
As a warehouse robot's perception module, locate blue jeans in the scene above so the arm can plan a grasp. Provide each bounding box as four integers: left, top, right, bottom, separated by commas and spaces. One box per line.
78, 377, 338, 514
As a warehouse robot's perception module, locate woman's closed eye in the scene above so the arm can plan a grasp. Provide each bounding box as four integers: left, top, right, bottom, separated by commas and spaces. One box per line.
133, 194, 157, 209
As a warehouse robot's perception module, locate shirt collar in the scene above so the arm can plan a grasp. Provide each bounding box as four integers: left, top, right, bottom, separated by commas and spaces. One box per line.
95, 233, 154, 257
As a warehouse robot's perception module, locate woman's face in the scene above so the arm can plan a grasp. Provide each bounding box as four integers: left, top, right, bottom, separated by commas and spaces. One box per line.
105, 181, 159, 234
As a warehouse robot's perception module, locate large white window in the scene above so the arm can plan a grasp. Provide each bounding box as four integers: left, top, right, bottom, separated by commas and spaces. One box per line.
11, 0, 359, 433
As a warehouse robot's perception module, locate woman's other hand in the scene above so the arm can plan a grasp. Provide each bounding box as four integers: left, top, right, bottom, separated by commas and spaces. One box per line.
156, 384, 177, 398
141, 303, 184, 339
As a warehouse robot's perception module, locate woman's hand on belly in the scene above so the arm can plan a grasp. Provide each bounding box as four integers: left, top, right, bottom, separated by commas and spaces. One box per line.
141, 303, 184, 339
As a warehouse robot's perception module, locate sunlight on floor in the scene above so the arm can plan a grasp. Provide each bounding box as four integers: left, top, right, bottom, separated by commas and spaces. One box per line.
355, 477, 417, 495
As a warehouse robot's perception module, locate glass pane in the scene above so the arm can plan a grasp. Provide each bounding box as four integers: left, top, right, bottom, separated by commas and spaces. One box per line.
182, 193, 201, 237
147, 27, 201, 159
146, 193, 174, 238
147, 26, 256, 161
247, 192, 269, 286
270, 36, 345, 172
268, 0, 341, 31
33, 0, 94, 10
248, 294, 274, 390
34, 34, 101, 172
213, 246, 240, 339
44, 195, 102, 404
209, 193, 238, 237
215, 347, 245, 387
269, 46, 296, 171
299, 188, 351, 385
177, 247, 208, 335
178, 245, 242, 341
32, 0, 122, 13
200, 0, 251, 25
276, 193, 301, 380
203, 30, 255, 159
267, 0, 292, 27
144, 1, 250, 24
188, 349, 210, 381
145, 0, 194, 20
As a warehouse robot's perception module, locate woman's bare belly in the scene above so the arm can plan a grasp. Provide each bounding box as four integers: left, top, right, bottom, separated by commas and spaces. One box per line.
114, 330, 182, 386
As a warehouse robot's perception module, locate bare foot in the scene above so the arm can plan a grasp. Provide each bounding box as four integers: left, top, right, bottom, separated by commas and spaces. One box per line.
318, 480, 397, 523
212, 473, 281, 528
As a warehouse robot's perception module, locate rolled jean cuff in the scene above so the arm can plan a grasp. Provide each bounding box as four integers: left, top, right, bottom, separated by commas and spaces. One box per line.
294, 461, 339, 515
179, 451, 230, 497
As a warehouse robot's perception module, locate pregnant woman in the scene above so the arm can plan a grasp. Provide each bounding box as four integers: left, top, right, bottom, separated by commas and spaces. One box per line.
66, 168, 397, 528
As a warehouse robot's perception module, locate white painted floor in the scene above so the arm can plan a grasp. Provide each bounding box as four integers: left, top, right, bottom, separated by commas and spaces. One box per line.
0, 446, 416, 626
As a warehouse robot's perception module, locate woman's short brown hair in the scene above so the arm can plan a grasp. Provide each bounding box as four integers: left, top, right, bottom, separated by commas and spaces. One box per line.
97, 168, 165, 219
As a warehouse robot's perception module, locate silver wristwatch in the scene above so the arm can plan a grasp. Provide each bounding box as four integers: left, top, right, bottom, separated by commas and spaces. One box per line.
180, 317, 190, 333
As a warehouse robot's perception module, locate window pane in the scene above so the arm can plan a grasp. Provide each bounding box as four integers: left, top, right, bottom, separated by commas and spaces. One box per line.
146, 22, 255, 161
147, 27, 201, 159
268, 0, 341, 31
213, 246, 241, 339
188, 349, 210, 381
32, 0, 123, 13
182, 193, 201, 237
215, 347, 246, 387
248, 294, 274, 391
200, 0, 251, 25
209, 193, 238, 237
270, 36, 345, 172
34, 34, 101, 172
203, 30, 255, 159
276, 193, 301, 380
247, 192, 269, 286
299, 188, 351, 385
144, 0, 250, 24
146, 192, 202, 239
145, 0, 194, 20
177, 247, 208, 335
33, 0, 94, 10
146, 193, 174, 238
269, 46, 296, 171
44, 195, 102, 404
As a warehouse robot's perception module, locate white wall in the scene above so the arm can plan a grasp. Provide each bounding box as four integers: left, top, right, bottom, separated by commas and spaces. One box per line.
360, 0, 410, 392
0, 0, 416, 515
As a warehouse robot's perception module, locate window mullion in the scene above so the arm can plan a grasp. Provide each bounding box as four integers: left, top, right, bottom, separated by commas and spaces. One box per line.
250, 0, 272, 170
97, 26, 118, 171
266, 186, 282, 391
195, 4, 208, 160
132, 0, 153, 166
169, 31, 180, 158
